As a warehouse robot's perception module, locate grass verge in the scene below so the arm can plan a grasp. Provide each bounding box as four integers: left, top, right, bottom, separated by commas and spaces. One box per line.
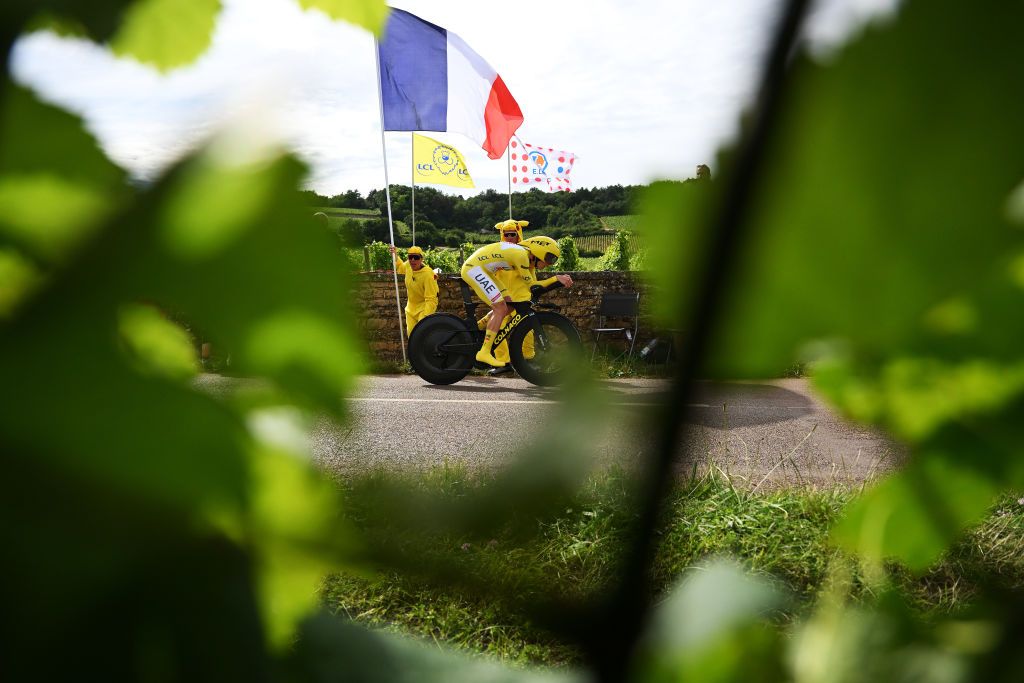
320, 467, 1024, 667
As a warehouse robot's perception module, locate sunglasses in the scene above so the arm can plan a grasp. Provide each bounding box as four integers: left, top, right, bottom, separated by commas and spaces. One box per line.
408, 254, 422, 260
503, 232, 519, 239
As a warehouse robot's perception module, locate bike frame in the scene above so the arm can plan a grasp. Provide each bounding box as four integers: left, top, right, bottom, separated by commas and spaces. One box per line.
434, 301, 545, 357
435, 281, 555, 357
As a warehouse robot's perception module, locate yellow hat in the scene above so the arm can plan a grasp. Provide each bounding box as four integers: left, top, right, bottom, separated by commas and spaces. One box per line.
407, 246, 424, 256
494, 219, 529, 231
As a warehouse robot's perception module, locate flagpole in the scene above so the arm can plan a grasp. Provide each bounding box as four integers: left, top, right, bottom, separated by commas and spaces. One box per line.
507, 142, 512, 219
410, 133, 416, 247
374, 40, 408, 364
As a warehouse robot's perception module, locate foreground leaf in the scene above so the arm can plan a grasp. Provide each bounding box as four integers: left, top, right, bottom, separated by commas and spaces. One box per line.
110, 0, 221, 71
297, 0, 388, 34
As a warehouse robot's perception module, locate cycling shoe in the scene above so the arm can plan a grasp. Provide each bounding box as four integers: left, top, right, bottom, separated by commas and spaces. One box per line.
475, 349, 504, 367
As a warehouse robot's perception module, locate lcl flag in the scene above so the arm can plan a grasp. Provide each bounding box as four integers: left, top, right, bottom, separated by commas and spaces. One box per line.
509, 136, 577, 192
377, 9, 524, 159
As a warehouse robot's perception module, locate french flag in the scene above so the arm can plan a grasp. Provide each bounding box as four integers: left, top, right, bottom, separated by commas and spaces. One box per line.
377, 9, 524, 160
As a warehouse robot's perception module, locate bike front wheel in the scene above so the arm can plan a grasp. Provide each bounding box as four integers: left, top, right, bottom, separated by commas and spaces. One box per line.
408, 313, 476, 385
508, 311, 583, 387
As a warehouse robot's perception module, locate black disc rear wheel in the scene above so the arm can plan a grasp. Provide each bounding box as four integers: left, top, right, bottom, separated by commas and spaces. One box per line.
508, 311, 583, 387
408, 313, 476, 385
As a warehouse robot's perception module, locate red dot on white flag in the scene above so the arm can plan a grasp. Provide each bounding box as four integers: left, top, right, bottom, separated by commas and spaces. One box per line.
511, 141, 518, 148
512, 177, 518, 183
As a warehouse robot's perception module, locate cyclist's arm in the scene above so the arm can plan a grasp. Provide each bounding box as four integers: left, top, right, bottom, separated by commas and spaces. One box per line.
534, 275, 558, 288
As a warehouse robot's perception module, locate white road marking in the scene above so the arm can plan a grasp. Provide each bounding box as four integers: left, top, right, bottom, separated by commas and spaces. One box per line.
350, 397, 557, 405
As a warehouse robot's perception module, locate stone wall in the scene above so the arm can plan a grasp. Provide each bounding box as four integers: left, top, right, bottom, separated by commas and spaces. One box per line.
352, 271, 660, 363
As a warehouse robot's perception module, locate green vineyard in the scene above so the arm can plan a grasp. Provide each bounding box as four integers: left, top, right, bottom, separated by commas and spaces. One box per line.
573, 232, 642, 256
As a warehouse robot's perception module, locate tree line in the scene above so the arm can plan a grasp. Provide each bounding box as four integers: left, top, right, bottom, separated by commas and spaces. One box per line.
301, 183, 648, 247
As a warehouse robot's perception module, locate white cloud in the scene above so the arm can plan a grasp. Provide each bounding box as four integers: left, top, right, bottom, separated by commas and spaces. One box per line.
10, 0, 898, 196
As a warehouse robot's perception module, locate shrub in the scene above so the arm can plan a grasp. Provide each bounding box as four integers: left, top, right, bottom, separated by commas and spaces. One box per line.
630, 246, 648, 271
557, 236, 580, 270
342, 247, 365, 272
424, 248, 460, 274
598, 230, 632, 271
367, 241, 393, 270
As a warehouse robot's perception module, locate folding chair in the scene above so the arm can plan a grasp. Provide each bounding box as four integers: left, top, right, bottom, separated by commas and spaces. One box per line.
589, 291, 640, 362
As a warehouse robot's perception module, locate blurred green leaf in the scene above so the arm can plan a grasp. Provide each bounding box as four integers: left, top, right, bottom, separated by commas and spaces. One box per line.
0, 84, 125, 189
833, 453, 997, 570
645, 560, 785, 652
0, 174, 112, 259
0, 145, 361, 508
110, 0, 221, 71
635, 180, 713, 325
297, 0, 388, 34
144, 151, 364, 414
247, 445, 358, 649
288, 613, 586, 683
0, 248, 41, 316
642, 1, 1024, 377
791, 602, 951, 683
638, 0, 1024, 578
159, 156, 280, 261
813, 356, 1024, 443
0, 85, 126, 262
118, 303, 199, 380
242, 310, 358, 409
635, 560, 786, 683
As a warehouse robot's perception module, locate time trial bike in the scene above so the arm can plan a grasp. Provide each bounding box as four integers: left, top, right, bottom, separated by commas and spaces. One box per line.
408, 278, 583, 387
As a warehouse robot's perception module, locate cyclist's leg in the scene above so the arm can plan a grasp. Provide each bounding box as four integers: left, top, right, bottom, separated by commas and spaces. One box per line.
461, 266, 507, 367
503, 278, 534, 360
490, 270, 514, 365
494, 312, 512, 364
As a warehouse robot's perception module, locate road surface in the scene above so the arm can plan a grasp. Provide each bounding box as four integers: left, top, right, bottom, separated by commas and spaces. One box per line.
305, 375, 903, 488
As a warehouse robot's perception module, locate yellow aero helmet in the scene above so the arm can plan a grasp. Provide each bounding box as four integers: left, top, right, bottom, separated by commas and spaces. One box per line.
522, 236, 560, 265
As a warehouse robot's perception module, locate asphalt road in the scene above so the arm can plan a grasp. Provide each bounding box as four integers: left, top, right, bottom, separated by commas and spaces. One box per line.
310, 375, 903, 488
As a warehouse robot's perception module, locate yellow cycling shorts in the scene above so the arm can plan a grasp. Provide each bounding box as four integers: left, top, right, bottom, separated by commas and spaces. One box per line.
461, 265, 504, 305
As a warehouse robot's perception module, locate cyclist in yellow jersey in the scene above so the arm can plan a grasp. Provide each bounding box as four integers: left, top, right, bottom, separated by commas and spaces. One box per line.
461, 240, 536, 367
389, 245, 439, 336
475, 219, 531, 330
461, 229, 567, 367
486, 225, 575, 374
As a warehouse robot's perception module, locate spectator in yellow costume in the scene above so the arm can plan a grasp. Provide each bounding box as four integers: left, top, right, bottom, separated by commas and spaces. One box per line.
390, 245, 439, 337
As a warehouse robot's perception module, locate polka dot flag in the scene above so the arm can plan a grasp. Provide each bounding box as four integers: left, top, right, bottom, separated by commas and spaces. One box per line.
509, 136, 576, 192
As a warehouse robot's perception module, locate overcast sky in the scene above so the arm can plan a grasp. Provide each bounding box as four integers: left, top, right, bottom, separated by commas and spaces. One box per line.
10, 0, 897, 197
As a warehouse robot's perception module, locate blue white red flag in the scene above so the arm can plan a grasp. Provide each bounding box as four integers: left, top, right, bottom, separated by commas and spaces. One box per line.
377, 9, 524, 160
